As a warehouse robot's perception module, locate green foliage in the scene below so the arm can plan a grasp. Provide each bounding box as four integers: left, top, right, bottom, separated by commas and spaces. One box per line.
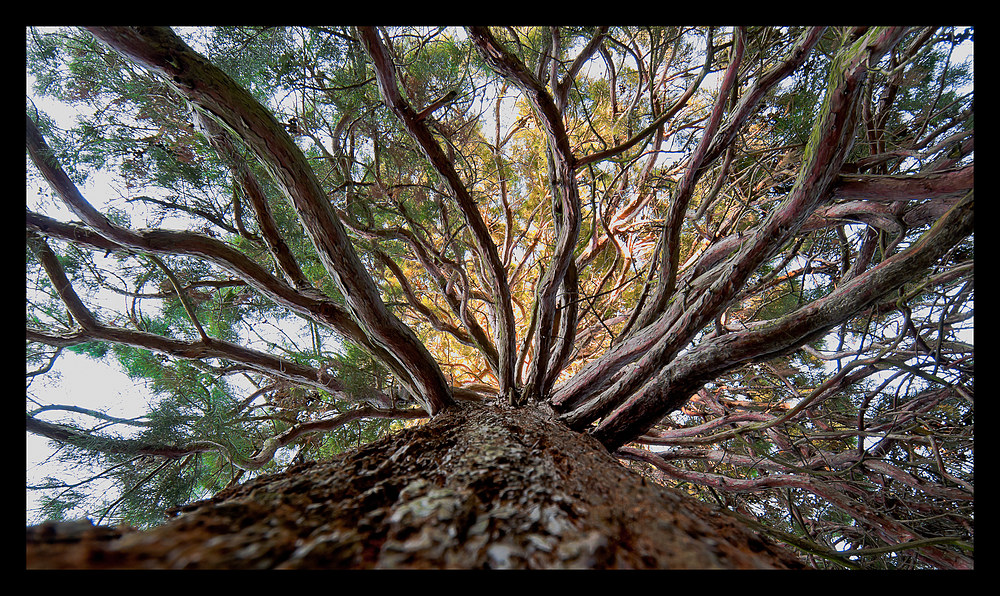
332, 343, 392, 400
27, 27, 973, 564
66, 341, 110, 359
37, 484, 89, 523
198, 27, 297, 105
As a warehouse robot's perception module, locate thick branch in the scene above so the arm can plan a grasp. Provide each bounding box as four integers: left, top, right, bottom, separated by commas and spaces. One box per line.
357, 27, 517, 401
828, 165, 974, 203
27, 323, 353, 398
691, 165, 974, 277
552, 28, 909, 415
589, 189, 972, 448
84, 26, 453, 416
26, 414, 208, 460
467, 26, 582, 400
627, 27, 826, 335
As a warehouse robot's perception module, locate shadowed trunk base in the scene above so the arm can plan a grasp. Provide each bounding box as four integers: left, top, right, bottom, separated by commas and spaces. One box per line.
27, 402, 807, 569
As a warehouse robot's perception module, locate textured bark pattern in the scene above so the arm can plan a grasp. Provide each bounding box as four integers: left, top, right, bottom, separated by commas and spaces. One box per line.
27, 403, 806, 569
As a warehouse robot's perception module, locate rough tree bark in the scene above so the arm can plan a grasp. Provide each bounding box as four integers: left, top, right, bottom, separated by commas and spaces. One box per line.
26, 402, 806, 569
26, 26, 973, 570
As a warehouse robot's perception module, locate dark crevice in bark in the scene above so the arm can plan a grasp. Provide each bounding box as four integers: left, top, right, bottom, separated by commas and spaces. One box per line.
27, 402, 806, 569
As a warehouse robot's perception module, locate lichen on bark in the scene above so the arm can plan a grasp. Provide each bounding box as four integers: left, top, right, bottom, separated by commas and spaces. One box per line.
27, 401, 806, 569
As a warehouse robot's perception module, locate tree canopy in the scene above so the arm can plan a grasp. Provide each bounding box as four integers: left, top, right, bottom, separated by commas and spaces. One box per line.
27, 26, 973, 569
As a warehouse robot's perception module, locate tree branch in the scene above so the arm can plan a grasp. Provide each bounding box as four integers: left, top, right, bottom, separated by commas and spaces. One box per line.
357, 26, 518, 402
552, 28, 909, 416
575, 26, 717, 169
26, 406, 429, 472
589, 189, 972, 448
198, 115, 316, 292
467, 26, 582, 400
84, 26, 454, 416
635, 27, 746, 331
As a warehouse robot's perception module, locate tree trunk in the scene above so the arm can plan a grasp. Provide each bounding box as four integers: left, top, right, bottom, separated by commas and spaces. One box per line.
26, 402, 806, 569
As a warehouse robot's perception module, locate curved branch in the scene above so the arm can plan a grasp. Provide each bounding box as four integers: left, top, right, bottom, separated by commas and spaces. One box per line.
553, 27, 608, 111
26, 406, 429, 472
26, 231, 99, 331
26, 209, 360, 345
27, 322, 353, 397
28, 405, 154, 428
467, 26, 582, 400
357, 26, 517, 401
373, 247, 499, 373
26, 346, 64, 379
552, 27, 909, 415
145, 253, 210, 342
590, 189, 972, 448
26, 206, 431, 392
467, 27, 575, 163
576, 26, 717, 169
84, 26, 453, 416
27, 223, 365, 397
701, 26, 827, 165
198, 115, 315, 291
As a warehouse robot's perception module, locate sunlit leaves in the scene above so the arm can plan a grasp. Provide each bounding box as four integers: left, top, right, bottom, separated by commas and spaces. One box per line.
27, 26, 973, 564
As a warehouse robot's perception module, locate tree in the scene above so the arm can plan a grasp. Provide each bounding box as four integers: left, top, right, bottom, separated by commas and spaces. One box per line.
26, 26, 973, 569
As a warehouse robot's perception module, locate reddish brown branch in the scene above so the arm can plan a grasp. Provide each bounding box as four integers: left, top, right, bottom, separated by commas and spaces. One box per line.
467, 26, 582, 400
84, 26, 453, 416
590, 189, 972, 448
357, 26, 517, 402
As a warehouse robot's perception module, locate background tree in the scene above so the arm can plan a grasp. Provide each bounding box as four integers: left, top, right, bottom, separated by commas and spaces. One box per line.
27, 26, 972, 569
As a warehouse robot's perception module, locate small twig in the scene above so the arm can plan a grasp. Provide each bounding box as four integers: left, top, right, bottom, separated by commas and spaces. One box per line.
145, 254, 210, 343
